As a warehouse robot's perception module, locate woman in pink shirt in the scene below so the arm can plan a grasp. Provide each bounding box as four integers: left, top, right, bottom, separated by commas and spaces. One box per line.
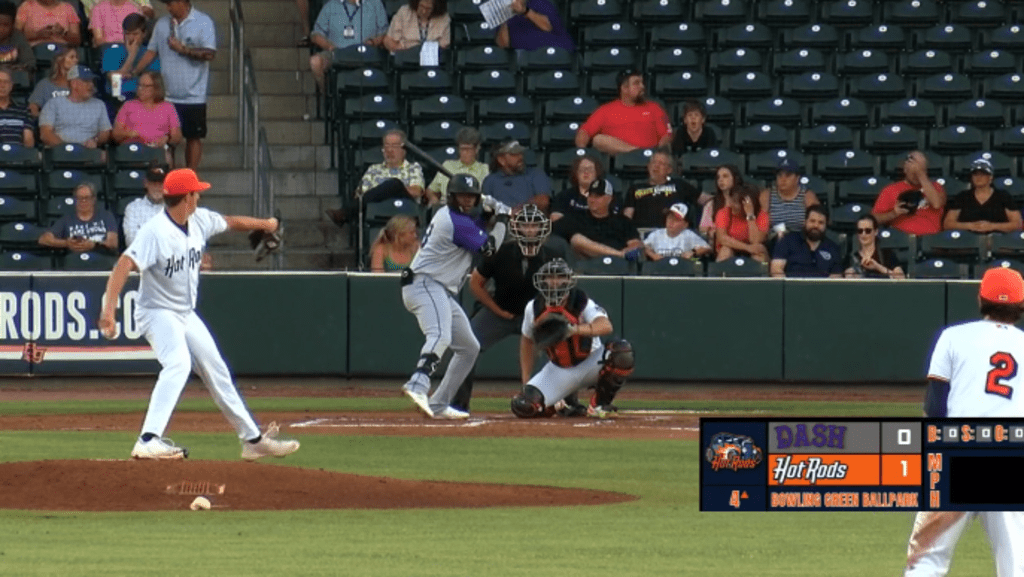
112, 71, 182, 165
90, 0, 141, 45
16, 0, 80, 46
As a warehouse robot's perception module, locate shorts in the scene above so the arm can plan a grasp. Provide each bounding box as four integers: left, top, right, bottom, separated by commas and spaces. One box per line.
173, 103, 208, 140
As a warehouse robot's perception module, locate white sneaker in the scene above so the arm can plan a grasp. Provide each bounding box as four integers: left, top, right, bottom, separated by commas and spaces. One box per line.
401, 382, 434, 417
131, 436, 187, 460
241, 422, 300, 461
432, 406, 470, 420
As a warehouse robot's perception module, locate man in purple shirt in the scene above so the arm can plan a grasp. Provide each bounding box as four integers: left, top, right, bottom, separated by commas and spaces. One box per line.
495, 0, 574, 52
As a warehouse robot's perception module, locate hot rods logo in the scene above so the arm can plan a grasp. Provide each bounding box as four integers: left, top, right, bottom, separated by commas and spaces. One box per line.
705, 432, 763, 472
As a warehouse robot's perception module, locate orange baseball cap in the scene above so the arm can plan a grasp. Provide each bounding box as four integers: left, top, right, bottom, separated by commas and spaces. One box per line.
163, 168, 211, 197
979, 267, 1024, 305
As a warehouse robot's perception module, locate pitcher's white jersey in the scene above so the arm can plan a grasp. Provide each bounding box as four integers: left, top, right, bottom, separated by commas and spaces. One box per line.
410, 206, 487, 294
123, 208, 226, 313
928, 319, 1024, 418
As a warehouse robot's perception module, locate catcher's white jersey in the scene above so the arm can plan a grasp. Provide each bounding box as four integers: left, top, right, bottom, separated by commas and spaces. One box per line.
927, 319, 1024, 418
124, 208, 226, 313
410, 206, 487, 294
521, 298, 608, 354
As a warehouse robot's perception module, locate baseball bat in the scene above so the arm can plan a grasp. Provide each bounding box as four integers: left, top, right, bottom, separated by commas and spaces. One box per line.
403, 140, 455, 180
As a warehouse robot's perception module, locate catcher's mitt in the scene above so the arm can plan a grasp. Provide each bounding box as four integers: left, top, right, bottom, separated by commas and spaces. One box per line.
533, 311, 573, 348
249, 209, 282, 262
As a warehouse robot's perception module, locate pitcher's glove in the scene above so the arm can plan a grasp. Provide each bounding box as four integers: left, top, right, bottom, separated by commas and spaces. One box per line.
249, 209, 282, 262
533, 312, 573, 349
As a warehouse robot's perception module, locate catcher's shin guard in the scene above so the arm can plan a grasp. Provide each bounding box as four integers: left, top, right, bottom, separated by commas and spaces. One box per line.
593, 339, 634, 407
511, 385, 549, 418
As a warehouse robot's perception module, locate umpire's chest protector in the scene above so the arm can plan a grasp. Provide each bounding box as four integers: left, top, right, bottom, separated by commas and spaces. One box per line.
534, 289, 593, 368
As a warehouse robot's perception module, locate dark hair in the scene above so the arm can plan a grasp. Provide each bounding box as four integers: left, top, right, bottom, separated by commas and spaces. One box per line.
0, 1, 16, 20
713, 164, 744, 217
616, 68, 642, 90
569, 153, 605, 188
856, 214, 879, 229
805, 204, 829, 222
164, 194, 187, 207
146, 159, 169, 183
682, 99, 706, 118
122, 12, 146, 32
980, 300, 1024, 324
731, 183, 762, 215
409, 0, 448, 18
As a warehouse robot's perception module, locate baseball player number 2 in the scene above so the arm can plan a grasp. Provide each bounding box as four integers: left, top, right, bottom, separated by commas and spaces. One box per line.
985, 352, 1017, 399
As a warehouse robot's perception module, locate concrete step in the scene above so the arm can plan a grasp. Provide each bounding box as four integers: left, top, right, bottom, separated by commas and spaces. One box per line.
269, 143, 333, 170
255, 69, 316, 96
244, 23, 304, 48
200, 169, 339, 197
251, 47, 308, 71
206, 119, 241, 144
262, 119, 327, 145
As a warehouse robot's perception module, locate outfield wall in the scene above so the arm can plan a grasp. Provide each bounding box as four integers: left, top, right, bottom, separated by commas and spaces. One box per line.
0, 272, 986, 382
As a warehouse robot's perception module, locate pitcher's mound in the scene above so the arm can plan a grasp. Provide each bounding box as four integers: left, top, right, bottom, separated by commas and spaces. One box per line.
0, 460, 636, 511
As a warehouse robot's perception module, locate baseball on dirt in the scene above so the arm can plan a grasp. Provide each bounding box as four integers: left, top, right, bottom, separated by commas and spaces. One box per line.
189, 496, 211, 511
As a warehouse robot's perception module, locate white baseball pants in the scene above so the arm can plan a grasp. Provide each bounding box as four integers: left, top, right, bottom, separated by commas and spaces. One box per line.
137, 307, 261, 441
905, 511, 1024, 577
529, 347, 603, 407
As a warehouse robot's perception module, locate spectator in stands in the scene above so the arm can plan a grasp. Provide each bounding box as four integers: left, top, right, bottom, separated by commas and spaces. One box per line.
0, 1, 36, 72
38, 182, 119, 255
39, 66, 112, 148
28, 44, 76, 116
551, 153, 615, 222
943, 158, 1021, 233
0, 68, 33, 146
122, 161, 166, 245
308, 0, 388, 93
643, 203, 710, 261
103, 13, 158, 104
82, 0, 154, 20
382, 0, 450, 53
671, 99, 718, 155
770, 205, 842, 278
844, 214, 905, 279
369, 214, 420, 272
129, 0, 216, 170
759, 157, 820, 234
112, 71, 181, 165
427, 127, 489, 206
494, 0, 573, 52
360, 129, 425, 201
552, 178, 642, 261
16, 0, 80, 46
481, 138, 552, 212
871, 150, 946, 236
624, 147, 700, 229
714, 183, 769, 263
699, 163, 743, 241
575, 69, 672, 156
90, 0, 142, 45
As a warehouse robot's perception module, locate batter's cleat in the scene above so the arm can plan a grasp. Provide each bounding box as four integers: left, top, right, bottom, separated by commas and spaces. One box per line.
131, 436, 188, 460
431, 406, 470, 420
402, 382, 434, 417
586, 404, 618, 419
241, 422, 300, 461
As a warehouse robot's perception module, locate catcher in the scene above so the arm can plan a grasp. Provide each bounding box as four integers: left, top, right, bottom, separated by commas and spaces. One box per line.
511, 258, 634, 418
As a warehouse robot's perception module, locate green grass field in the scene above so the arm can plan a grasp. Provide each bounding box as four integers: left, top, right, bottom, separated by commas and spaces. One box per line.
0, 394, 998, 577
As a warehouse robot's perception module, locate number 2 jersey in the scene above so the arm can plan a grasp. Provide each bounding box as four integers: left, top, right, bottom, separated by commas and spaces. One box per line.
928, 319, 1024, 418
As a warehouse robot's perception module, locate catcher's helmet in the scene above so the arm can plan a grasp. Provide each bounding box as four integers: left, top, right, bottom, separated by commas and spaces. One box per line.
533, 258, 576, 307
447, 173, 483, 214
511, 204, 551, 257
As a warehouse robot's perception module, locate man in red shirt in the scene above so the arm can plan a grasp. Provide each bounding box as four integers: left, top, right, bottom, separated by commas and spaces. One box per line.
575, 69, 672, 156
871, 150, 946, 235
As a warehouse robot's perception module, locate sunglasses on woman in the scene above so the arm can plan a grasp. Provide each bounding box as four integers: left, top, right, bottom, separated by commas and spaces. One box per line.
857, 228, 875, 234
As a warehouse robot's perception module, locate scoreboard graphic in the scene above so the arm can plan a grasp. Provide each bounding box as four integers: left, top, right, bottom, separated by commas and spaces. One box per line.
700, 418, 1024, 512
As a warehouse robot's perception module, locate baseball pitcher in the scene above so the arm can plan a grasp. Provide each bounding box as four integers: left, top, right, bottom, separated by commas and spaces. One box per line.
904, 267, 1024, 577
510, 258, 634, 419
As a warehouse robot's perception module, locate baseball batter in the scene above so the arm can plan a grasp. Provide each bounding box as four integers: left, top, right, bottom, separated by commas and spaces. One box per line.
510, 258, 635, 419
400, 173, 503, 419
98, 169, 299, 461
904, 267, 1024, 577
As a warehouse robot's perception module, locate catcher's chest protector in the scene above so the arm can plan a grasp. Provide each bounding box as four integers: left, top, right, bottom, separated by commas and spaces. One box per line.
533, 289, 592, 368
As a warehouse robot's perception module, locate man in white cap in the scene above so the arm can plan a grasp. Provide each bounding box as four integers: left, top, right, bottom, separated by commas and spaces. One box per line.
99, 168, 298, 461
643, 202, 710, 261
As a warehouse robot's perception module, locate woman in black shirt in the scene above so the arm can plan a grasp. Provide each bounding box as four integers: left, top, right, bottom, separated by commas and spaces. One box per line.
943, 158, 1022, 233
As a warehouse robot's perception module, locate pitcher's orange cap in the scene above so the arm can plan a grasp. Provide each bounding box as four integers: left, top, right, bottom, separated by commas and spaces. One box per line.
980, 267, 1024, 304
163, 168, 211, 197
